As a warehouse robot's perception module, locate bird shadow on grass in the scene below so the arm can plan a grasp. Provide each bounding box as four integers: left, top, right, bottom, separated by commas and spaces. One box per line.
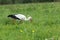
4, 20, 28, 25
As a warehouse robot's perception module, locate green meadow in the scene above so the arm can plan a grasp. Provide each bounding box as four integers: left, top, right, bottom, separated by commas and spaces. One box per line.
0, 2, 60, 40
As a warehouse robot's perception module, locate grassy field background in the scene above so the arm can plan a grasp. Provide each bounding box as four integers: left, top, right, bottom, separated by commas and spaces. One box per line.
0, 2, 60, 40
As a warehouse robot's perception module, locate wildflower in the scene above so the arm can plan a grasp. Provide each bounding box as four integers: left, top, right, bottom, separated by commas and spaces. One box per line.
32, 30, 35, 33
20, 30, 23, 32
28, 39, 30, 40
45, 38, 48, 40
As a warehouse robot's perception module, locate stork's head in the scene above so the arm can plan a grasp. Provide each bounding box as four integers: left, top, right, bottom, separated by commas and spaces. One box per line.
28, 16, 32, 22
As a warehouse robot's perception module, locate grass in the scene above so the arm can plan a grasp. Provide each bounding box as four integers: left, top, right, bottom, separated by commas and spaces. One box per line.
0, 2, 60, 40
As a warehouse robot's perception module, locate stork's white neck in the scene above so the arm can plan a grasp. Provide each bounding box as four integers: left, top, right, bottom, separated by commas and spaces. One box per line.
25, 17, 30, 21
25, 16, 32, 21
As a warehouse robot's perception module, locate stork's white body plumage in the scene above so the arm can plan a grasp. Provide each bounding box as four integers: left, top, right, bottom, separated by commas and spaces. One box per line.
15, 14, 26, 20
8, 14, 32, 21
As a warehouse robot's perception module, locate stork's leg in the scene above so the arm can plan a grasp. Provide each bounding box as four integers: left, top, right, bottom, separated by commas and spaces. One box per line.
12, 19, 16, 24
19, 20, 23, 24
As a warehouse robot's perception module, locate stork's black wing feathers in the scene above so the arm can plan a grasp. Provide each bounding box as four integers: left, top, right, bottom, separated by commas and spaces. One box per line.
8, 15, 20, 20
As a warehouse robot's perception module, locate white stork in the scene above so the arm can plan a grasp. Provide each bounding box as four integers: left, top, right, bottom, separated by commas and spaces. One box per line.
8, 14, 32, 22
